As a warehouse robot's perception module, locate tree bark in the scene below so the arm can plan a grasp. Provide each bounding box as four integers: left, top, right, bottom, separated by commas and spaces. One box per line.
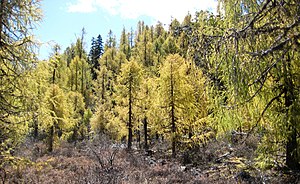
101, 73, 105, 101
285, 88, 299, 169
144, 33, 147, 66
128, 75, 133, 149
0, 0, 4, 45
286, 127, 298, 169
143, 117, 148, 150
170, 59, 176, 157
171, 98, 176, 157
47, 125, 54, 152
137, 128, 141, 149
33, 116, 38, 139
81, 59, 84, 96
75, 60, 78, 92
48, 64, 56, 152
283, 54, 299, 169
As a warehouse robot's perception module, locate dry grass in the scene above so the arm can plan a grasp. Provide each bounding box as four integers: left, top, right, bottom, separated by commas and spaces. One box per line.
1, 134, 299, 184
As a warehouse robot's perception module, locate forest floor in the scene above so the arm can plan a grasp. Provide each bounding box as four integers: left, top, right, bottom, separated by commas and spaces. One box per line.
3, 134, 300, 184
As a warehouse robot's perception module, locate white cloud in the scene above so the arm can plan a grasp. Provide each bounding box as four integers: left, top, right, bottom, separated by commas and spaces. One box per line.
67, 0, 217, 23
67, 0, 97, 13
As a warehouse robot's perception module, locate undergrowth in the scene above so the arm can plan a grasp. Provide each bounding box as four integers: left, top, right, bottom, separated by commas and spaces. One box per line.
1, 134, 299, 183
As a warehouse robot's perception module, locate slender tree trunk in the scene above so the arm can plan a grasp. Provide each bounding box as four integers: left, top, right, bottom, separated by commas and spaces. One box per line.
129, 28, 133, 48
285, 89, 299, 169
188, 130, 193, 139
0, 0, 4, 44
33, 115, 38, 139
72, 125, 78, 143
105, 56, 108, 68
48, 125, 54, 152
143, 117, 148, 150
127, 44, 131, 60
111, 49, 115, 60
75, 61, 78, 92
79, 28, 85, 59
284, 54, 299, 169
101, 73, 105, 101
48, 64, 56, 152
137, 128, 141, 149
170, 60, 176, 157
128, 77, 133, 149
70, 73, 73, 91
286, 126, 298, 169
144, 34, 147, 66
72, 61, 79, 143
81, 60, 84, 96
171, 98, 176, 157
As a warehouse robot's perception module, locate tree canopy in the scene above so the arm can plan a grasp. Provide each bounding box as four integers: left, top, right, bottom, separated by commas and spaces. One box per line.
1, 0, 299, 174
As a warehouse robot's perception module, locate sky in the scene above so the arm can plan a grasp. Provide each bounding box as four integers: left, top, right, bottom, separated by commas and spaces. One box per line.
34, 0, 218, 59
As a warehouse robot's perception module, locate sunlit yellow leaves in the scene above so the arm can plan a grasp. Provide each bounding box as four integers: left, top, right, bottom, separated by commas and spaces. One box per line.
158, 54, 210, 148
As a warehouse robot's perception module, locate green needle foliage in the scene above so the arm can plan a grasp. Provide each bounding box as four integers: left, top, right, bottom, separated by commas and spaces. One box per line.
116, 59, 142, 149
0, 0, 42, 165
1, 0, 299, 172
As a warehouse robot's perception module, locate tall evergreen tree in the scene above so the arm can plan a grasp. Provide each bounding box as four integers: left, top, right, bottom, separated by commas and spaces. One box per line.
89, 34, 104, 80
105, 30, 117, 49
158, 54, 194, 157
119, 28, 130, 60
210, 0, 300, 169
0, 0, 42, 156
116, 59, 142, 149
